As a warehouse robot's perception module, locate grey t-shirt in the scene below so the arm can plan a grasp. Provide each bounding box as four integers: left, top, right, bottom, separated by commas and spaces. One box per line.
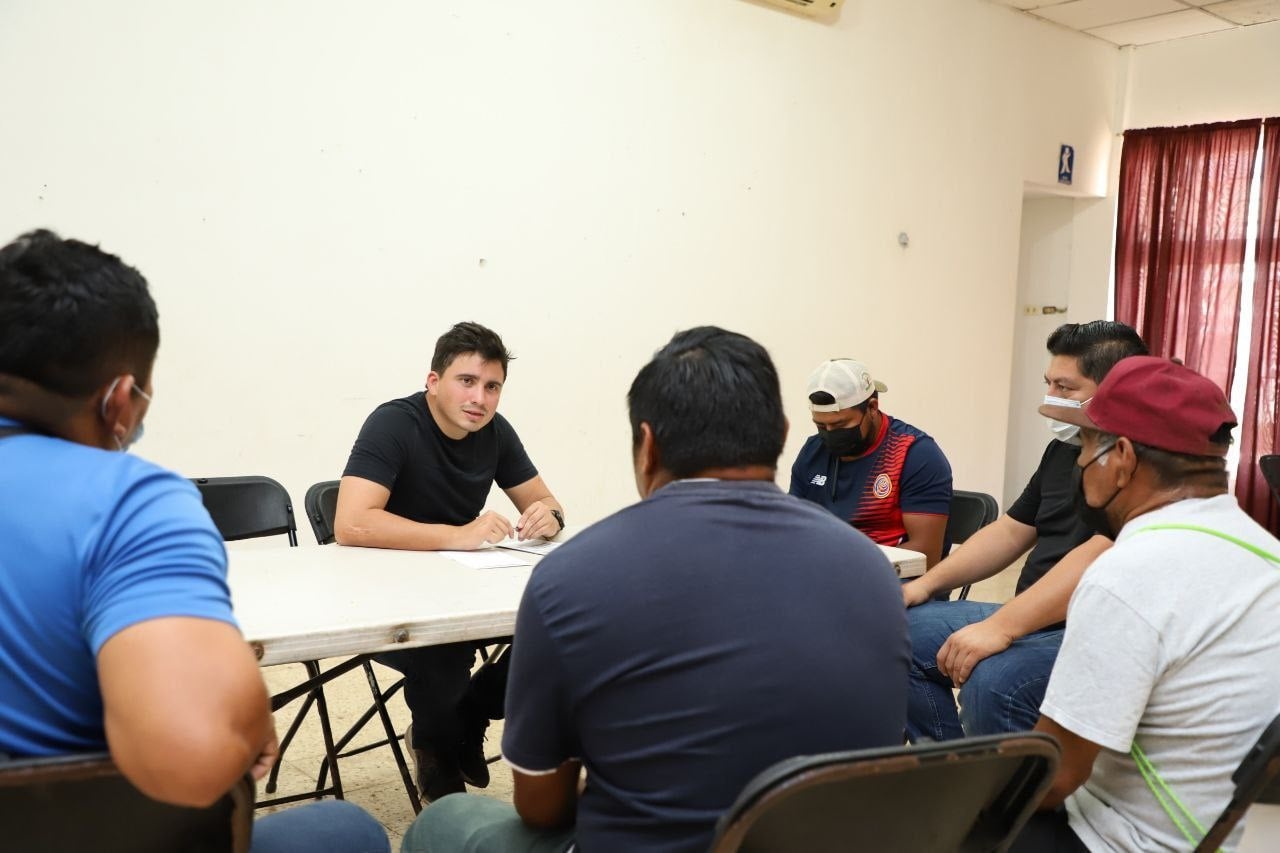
1041, 494, 1280, 851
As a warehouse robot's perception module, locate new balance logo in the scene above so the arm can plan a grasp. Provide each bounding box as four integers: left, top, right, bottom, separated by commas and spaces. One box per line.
810, 474, 828, 486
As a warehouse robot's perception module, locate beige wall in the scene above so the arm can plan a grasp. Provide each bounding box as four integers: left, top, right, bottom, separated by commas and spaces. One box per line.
1125, 21, 1280, 130
0, 1, 1121, 529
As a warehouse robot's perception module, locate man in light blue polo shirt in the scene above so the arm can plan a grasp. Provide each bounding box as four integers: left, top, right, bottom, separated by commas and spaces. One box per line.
0, 230, 386, 851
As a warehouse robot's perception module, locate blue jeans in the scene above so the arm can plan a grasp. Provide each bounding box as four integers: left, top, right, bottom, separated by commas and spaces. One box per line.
906, 600, 1063, 742
401, 794, 573, 853
253, 799, 389, 853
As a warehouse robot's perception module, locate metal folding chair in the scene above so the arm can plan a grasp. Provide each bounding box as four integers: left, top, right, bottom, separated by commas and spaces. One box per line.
946, 490, 1000, 600
710, 733, 1060, 853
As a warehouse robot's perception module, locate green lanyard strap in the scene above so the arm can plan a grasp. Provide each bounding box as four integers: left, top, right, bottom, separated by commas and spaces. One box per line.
1125, 523, 1280, 852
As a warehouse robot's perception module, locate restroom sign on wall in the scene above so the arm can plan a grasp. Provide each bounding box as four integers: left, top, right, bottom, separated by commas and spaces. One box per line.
1058, 145, 1074, 185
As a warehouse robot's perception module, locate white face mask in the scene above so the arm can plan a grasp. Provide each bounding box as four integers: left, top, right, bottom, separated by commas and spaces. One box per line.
1043, 394, 1088, 446
101, 376, 151, 452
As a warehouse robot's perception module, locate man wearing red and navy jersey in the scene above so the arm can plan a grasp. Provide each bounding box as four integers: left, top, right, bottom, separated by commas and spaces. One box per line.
789, 359, 952, 567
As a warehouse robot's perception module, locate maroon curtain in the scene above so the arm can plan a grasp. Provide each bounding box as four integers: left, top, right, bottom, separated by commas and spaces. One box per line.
1235, 118, 1280, 532
1114, 120, 1261, 394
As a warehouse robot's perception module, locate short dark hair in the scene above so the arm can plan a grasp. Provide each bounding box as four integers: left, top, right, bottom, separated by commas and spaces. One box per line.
628, 326, 786, 478
430, 322, 513, 377
1046, 321, 1148, 384
0, 229, 159, 397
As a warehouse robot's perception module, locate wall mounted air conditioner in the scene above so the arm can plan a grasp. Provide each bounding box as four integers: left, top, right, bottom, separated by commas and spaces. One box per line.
752, 0, 844, 19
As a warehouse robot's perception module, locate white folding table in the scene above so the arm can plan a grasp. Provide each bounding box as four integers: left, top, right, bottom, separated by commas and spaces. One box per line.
229, 541, 926, 666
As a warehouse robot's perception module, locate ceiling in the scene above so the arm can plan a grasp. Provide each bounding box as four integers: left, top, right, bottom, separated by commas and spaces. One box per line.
991, 0, 1280, 46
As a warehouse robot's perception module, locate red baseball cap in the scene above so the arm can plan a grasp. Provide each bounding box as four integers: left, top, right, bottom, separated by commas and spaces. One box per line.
1038, 356, 1236, 457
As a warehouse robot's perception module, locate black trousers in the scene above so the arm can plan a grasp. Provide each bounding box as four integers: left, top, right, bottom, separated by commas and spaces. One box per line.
376, 640, 511, 758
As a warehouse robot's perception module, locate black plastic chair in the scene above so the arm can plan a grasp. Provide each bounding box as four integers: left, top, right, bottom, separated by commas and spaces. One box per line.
1260, 456, 1280, 534
1193, 712, 1280, 852
192, 475, 343, 807
0, 752, 253, 852
305, 479, 341, 545
710, 733, 1060, 853
946, 490, 1000, 601
191, 475, 298, 546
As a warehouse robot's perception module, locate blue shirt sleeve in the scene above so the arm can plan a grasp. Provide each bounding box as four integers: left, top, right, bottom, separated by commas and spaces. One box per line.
82, 465, 235, 655
898, 436, 952, 516
501, 579, 576, 772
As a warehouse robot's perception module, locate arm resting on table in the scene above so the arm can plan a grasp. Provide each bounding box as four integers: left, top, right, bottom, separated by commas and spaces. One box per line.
335, 475, 474, 550
900, 512, 948, 569
904, 514, 1038, 603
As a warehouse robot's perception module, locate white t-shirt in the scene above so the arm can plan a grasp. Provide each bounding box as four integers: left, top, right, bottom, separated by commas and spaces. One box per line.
1040, 494, 1280, 852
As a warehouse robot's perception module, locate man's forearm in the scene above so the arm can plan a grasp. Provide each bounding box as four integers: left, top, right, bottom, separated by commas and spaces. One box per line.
984, 535, 1111, 638
915, 516, 1035, 597
335, 507, 460, 550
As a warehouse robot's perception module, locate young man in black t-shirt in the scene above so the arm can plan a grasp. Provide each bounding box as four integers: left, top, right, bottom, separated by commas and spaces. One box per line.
336, 321, 565, 801
900, 321, 1145, 743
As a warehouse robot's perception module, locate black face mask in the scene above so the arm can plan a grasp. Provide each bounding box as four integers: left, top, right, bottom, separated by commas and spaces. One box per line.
820, 425, 872, 458
1072, 445, 1121, 539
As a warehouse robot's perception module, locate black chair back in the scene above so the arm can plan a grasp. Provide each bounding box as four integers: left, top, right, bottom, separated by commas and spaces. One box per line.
1193, 712, 1280, 852
946, 490, 1000, 600
304, 480, 341, 545
710, 733, 1059, 853
0, 752, 253, 852
192, 476, 298, 546
1261, 455, 1280, 505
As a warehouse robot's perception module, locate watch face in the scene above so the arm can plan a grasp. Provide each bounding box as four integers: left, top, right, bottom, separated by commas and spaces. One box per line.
550, 509, 565, 530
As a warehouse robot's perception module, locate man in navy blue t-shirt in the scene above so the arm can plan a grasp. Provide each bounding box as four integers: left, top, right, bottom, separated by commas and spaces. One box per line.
403, 327, 910, 853
790, 358, 953, 568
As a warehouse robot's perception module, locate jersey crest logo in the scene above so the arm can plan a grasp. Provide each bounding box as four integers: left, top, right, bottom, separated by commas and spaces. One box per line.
810, 474, 828, 486
873, 473, 893, 499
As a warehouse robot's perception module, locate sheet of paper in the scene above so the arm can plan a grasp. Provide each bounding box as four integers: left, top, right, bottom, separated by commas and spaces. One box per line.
437, 549, 532, 569
495, 537, 563, 557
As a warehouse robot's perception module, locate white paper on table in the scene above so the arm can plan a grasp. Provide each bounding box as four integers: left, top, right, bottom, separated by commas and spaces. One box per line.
437, 549, 532, 569
495, 538, 563, 557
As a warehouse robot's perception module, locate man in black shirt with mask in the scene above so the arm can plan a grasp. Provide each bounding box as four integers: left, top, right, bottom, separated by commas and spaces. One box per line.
901, 321, 1146, 743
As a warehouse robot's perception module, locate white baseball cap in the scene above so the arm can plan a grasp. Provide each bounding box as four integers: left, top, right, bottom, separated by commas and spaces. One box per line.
807, 359, 888, 412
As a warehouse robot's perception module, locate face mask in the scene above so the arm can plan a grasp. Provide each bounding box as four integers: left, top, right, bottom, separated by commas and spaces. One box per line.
819, 425, 872, 458
1044, 395, 1090, 446
1072, 443, 1119, 538
101, 376, 151, 452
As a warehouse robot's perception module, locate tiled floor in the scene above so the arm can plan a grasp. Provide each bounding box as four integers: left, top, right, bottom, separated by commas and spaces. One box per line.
256, 559, 1278, 851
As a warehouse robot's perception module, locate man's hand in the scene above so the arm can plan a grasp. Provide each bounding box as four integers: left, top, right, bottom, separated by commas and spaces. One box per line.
937, 619, 1014, 686
455, 511, 514, 550
249, 725, 280, 781
902, 578, 933, 608
515, 500, 561, 541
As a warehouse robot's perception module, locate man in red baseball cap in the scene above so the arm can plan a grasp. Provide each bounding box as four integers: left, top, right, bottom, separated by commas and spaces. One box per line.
1010, 357, 1280, 851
